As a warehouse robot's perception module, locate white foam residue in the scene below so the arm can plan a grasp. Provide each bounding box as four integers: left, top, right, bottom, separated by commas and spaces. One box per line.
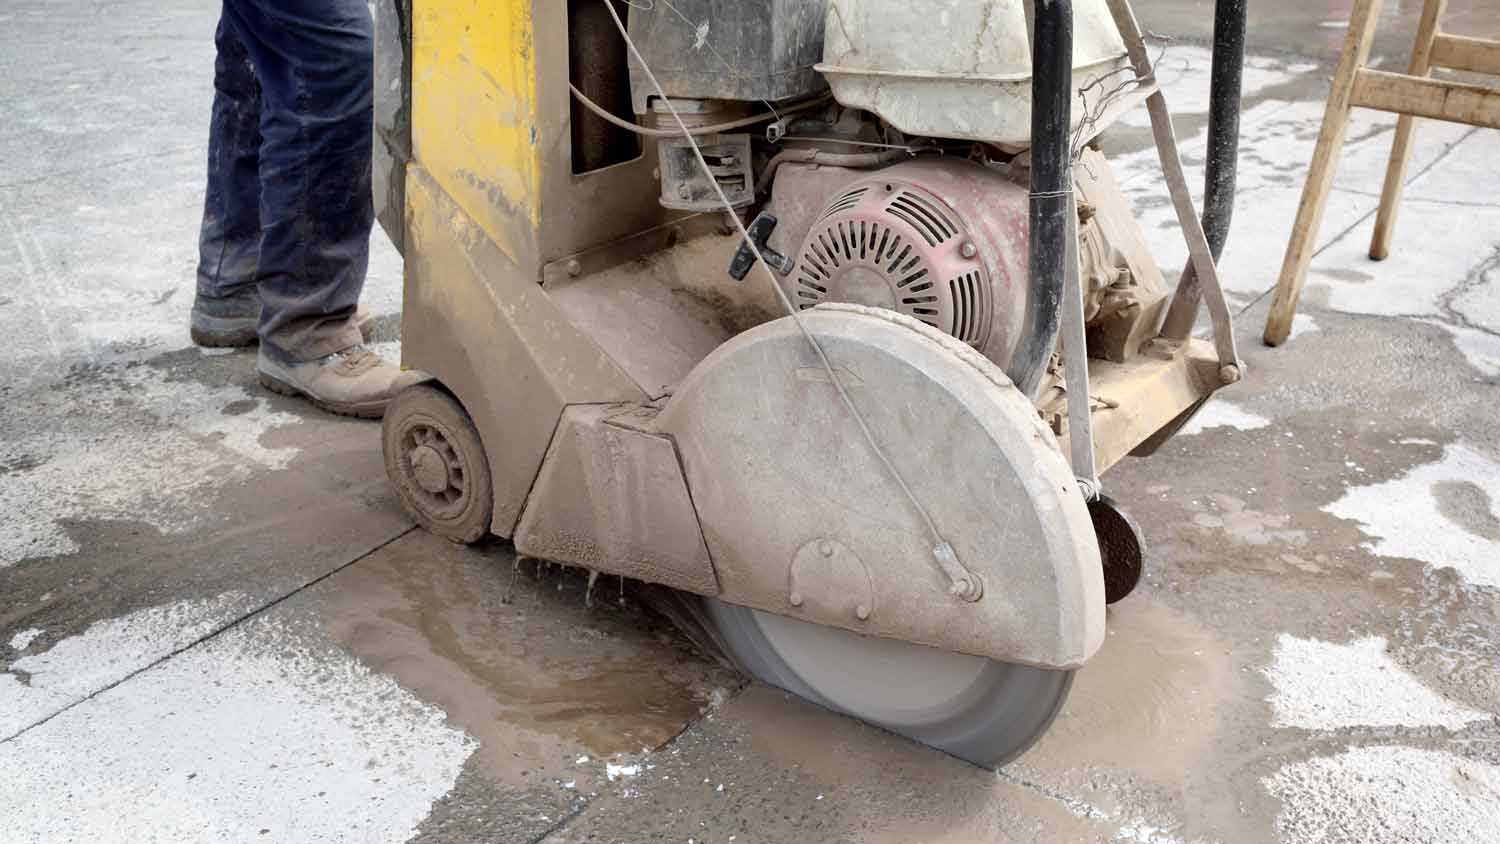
607, 762, 640, 781
0, 363, 302, 566
1288, 313, 1319, 340
0, 616, 475, 843
1178, 399, 1272, 436
7, 627, 43, 652
1264, 634, 1490, 730
1324, 444, 1500, 588
1113, 822, 1184, 844
1265, 746, 1500, 844
0, 593, 255, 737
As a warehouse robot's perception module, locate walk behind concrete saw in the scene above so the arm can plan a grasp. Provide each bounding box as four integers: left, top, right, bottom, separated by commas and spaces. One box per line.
370, 0, 1249, 765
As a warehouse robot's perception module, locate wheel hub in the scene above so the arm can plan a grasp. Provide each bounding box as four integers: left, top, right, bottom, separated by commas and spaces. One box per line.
410, 445, 450, 493
399, 421, 467, 516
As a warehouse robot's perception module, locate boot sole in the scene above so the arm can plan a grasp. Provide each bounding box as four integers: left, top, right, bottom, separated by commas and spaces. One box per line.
190, 312, 259, 348
257, 372, 388, 419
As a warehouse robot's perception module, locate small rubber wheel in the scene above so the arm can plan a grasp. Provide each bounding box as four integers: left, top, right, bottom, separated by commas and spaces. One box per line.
382, 384, 493, 543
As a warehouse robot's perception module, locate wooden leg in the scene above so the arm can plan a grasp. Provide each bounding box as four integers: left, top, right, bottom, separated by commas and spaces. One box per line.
1263, 0, 1386, 346
1370, 0, 1447, 260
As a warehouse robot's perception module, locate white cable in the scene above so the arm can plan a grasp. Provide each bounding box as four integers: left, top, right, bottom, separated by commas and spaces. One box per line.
597, 0, 978, 598
568, 83, 830, 138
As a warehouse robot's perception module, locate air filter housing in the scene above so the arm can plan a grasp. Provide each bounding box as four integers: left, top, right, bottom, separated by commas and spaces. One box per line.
788, 158, 1031, 369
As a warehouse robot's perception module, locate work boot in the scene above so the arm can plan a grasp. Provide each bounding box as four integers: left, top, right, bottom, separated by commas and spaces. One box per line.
257, 344, 421, 419
190, 289, 261, 348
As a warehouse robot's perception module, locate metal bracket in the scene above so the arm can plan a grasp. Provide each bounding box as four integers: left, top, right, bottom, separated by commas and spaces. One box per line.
1105, 0, 1244, 382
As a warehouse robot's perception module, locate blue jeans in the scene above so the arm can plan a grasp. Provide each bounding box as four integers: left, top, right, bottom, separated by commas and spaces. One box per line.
196, 0, 374, 362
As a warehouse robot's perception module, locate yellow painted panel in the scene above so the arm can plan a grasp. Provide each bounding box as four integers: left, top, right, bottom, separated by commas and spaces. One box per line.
411, 0, 541, 271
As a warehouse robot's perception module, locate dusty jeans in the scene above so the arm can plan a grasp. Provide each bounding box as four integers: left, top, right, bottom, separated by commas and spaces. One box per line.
195, 0, 373, 362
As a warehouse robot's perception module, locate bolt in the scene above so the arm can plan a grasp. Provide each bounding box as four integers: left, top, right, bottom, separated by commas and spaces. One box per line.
677, 183, 692, 199
1219, 363, 1242, 385
789, 591, 803, 607
855, 604, 870, 620
819, 541, 833, 558
960, 242, 978, 259
566, 259, 582, 277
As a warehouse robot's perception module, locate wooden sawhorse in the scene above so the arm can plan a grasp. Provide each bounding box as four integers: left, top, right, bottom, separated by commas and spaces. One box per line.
1263, 0, 1500, 346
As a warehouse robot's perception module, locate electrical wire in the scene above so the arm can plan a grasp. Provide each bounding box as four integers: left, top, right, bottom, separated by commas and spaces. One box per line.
754, 147, 908, 196
596, 0, 975, 596
568, 83, 830, 138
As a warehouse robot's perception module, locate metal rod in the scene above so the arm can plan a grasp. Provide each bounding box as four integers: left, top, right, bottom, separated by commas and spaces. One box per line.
1061, 192, 1099, 495
1012, 0, 1074, 401
1161, 0, 1247, 340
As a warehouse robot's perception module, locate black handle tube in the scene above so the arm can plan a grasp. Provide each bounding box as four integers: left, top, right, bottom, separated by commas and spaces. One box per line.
1012, 0, 1074, 400
1161, 0, 1247, 337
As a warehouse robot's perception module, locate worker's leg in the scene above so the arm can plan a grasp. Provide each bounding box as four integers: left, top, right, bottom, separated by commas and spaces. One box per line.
222, 0, 417, 417
191, 14, 264, 348
223, 0, 371, 363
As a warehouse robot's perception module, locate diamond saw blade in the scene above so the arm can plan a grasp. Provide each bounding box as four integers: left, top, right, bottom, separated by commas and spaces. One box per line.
701, 598, 1072, 767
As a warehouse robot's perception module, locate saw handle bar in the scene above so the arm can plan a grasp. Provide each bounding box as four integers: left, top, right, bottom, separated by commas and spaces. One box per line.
1011, 0, 1074, 401
1017, 0, 1249, 401
1160, 0, 1248, 340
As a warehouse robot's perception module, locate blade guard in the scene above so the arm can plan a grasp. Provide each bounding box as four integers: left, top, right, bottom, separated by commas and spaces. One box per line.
656, 305, 1105, 670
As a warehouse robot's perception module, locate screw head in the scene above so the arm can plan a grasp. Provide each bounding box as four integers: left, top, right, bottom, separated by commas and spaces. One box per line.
960, 242, 978, 259
566, 259, 582, 277
1219, 363, 1242, 385
855, 604, 870, 620
789, 591, 803, 607
819, 541, 834, 557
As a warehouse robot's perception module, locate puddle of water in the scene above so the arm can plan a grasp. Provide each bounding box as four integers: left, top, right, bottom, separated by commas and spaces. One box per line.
321, 538, 734, 787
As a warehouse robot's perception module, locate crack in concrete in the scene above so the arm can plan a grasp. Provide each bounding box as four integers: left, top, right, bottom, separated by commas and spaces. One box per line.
995, 769, 1114, 824
0, 524, 416, 745
1436, 243, 1500, 339
1331, 186, 1500, 210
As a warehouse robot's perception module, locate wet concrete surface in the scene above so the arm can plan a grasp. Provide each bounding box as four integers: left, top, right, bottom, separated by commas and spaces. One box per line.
4, 0, 1500, 841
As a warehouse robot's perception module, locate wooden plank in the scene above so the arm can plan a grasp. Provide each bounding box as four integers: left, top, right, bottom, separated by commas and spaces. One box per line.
1351, 68, 1500, 128
1370, 0, 1446, 261
1264, 0, 1385, 347
1431, 33, 1500, 75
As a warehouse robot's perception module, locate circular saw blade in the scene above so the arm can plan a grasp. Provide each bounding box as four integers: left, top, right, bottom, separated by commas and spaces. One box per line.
702, 598, 1072, 767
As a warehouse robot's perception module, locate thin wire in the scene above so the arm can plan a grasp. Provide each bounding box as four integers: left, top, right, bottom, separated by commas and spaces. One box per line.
568, 83, 830, 137
597, 0, 948, 551
773, 135, 917, 151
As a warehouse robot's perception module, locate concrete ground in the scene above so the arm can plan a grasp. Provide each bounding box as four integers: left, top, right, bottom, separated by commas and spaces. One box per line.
3, 0, 1500, 841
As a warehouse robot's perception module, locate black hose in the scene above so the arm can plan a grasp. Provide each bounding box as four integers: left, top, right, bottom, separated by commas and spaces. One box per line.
1161, 0, 1247, 337
1012, 0, 1073, 400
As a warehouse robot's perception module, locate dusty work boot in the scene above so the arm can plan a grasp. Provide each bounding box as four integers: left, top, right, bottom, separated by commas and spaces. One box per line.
190, 289, 261, 348
256, 344, 421, 419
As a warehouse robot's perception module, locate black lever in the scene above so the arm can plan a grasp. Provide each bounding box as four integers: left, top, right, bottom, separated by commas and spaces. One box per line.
728, 212, 794, 281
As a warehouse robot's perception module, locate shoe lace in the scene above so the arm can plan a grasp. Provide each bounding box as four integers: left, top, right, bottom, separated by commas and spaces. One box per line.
328, 345, 380, 374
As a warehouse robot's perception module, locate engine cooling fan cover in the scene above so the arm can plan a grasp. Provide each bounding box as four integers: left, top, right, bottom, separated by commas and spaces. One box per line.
788, 158, 1031, 367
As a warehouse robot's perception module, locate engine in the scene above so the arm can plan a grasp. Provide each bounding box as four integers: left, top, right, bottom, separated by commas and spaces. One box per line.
619, 0, 1168, 368
782, 159, 1030, 370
